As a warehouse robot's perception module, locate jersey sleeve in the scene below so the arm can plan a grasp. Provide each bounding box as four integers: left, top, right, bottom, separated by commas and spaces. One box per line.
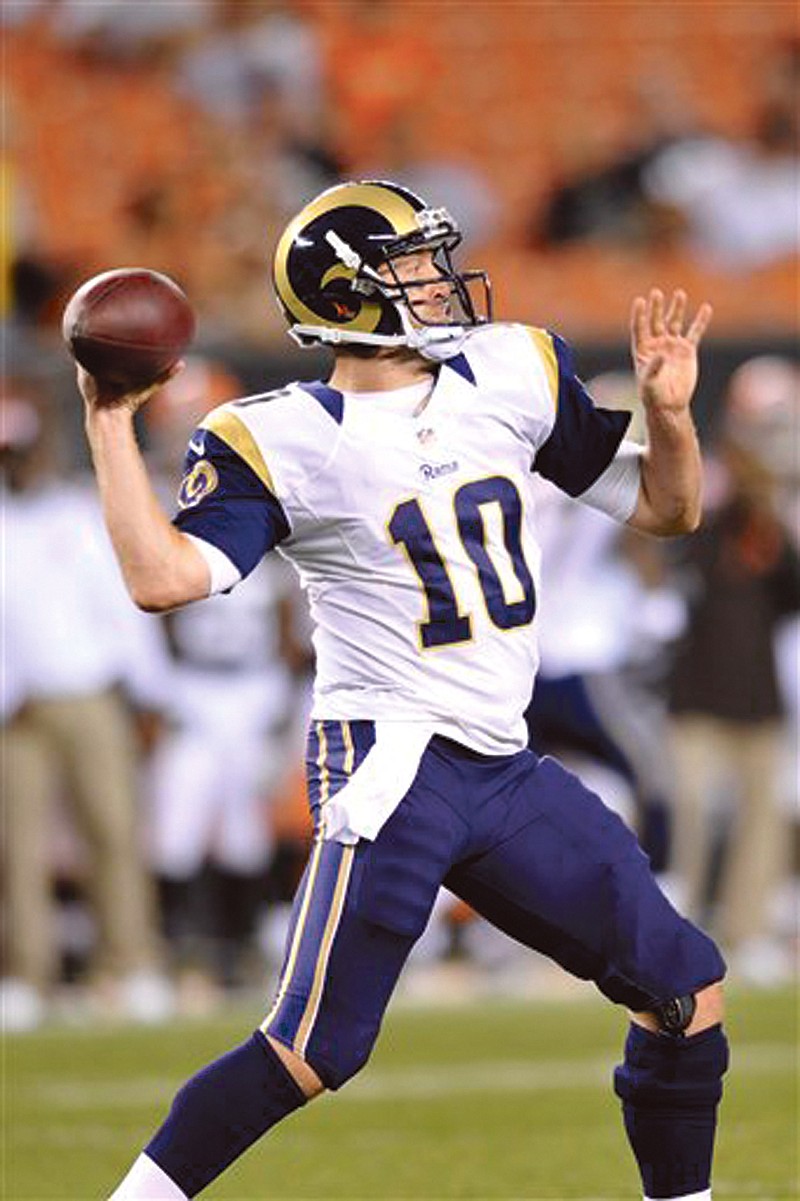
532, 333, 632, 496
578, 439, 643, 523
172, 415, 290, 580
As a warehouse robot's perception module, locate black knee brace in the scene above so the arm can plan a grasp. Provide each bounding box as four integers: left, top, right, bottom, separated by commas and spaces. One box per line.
650, 992, 697, 1037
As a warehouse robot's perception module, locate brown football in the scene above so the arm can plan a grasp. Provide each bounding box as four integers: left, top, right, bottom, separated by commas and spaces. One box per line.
62, 268, 195, 392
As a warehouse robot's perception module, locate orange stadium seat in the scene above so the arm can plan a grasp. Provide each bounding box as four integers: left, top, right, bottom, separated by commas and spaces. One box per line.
7, 4, 798, 340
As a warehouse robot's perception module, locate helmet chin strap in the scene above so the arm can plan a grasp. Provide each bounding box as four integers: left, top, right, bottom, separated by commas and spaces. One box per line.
291, 309, 468, 355
289, 307, 470, 361
398, 305, 469, 362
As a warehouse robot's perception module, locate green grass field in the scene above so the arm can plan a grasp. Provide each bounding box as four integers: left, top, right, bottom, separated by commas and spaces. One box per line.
3, 984, 797, 1201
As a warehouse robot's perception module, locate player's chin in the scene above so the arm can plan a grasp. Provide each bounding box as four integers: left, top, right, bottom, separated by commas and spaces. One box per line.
411, 305, 454, 327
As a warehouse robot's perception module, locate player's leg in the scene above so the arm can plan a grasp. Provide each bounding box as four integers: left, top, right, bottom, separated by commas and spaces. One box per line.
108, 837, 345, 1200
109, 721, 463, 1199
620, 981, 726, 1201
445, 751, 728, 1201
113, 842, 448, 1199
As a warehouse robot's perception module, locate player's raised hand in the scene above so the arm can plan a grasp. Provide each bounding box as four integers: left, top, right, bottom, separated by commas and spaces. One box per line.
630, 289, 712, 416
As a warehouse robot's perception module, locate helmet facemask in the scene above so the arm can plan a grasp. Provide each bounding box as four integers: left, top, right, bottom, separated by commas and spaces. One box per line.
375, 240, 492, 334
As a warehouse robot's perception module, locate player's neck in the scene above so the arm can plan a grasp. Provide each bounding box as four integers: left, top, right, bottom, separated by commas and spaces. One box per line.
328, 348, 436, 394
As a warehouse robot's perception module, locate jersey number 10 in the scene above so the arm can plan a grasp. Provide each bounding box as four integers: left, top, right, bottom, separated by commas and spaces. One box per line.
389, 474, 536, 649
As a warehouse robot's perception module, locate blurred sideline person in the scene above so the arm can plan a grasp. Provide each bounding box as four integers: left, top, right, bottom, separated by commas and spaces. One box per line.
142, 361, 311, 1008
526, 371, 684, 870
79, 182, 726, 1201
668, 355, 800, 984
0, 390, 173, 1031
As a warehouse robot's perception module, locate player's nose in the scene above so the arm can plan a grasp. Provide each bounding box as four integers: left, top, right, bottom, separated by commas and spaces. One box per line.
423, 271, 450, 300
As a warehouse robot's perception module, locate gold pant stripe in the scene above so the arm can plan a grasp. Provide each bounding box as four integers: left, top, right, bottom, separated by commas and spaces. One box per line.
260, 833, 323, 1034
341, 719, 355, 776
293, 843, 356, 1057
293, 719, 356, 1052
317, 720, 331, 807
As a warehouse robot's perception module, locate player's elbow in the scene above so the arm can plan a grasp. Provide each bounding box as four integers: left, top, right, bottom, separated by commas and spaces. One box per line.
132, 591, 175, 614
680, 506, 702, 534
128, 569, 206, 613
127, 537, 212, 611
656, 504, 701, 537
630, 504, 702, 538
632, 479, 702, 537
130, 581, 185, 613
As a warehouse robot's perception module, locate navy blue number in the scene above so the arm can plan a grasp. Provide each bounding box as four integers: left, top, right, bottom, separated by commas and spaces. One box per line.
454, 477, 536, 629
389, 476, 535, 648
389, 500, 472, 648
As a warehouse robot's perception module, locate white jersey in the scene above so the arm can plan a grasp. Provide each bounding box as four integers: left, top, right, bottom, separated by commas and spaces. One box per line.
174, 323, 634, 757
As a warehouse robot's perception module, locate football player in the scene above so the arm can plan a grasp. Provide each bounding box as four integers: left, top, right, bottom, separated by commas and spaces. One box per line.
78, 181, 727, 1201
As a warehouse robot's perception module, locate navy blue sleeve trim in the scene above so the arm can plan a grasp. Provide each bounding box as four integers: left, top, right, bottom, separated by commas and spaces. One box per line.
172, 429, 290, 578
533, 333, 631, 496
299, 380, 344, 425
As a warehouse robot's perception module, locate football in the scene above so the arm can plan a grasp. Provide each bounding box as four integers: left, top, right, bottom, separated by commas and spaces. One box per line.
62, 268, 195, 392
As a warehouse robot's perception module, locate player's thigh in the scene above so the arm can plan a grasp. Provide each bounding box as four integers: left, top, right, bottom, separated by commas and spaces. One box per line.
263, 786, 463, 1088
446, 755, 724, 1010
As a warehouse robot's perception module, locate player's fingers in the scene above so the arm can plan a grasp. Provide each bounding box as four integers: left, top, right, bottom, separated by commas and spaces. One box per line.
162, 359, 186, 382
686, 301, 714, 345
665, 289, 687, 335
76, 371, 100, 411
117, 362, 184, 410
132, 378, 170, 405
649, 288, 666, 336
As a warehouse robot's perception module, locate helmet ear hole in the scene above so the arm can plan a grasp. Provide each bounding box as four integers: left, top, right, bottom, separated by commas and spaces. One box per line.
321, 280, 360, 322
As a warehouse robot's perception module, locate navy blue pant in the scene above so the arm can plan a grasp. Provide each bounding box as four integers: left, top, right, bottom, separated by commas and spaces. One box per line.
263, 723, 724, 1090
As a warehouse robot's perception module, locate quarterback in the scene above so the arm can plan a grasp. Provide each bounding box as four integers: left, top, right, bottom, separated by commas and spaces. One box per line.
80, 181, 727, 1201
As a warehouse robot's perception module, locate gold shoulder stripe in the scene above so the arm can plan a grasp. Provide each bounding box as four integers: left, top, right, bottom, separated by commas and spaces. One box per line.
526, 327, 559, 409
200, 409, 276, 494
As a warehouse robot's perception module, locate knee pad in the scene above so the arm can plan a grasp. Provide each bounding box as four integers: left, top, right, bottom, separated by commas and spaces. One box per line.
614, 1021, 729, 1112
614, 1023, 729, 1198
305, 1035, 373, 1091
147, 1032, 306, 1196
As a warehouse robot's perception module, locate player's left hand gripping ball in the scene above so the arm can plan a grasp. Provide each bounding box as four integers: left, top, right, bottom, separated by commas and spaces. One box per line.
62, 268, 195, 401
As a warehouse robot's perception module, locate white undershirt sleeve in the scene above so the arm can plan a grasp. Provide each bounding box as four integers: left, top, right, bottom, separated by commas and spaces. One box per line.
184, 533, 242, 595
578, 439, 643, 523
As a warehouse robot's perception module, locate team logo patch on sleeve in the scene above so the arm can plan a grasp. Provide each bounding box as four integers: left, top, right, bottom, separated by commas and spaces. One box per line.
178, 460, 219, 509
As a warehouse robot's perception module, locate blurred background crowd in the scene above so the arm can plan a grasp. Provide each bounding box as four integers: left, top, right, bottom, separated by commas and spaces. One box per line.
2, 0, 798, 1031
